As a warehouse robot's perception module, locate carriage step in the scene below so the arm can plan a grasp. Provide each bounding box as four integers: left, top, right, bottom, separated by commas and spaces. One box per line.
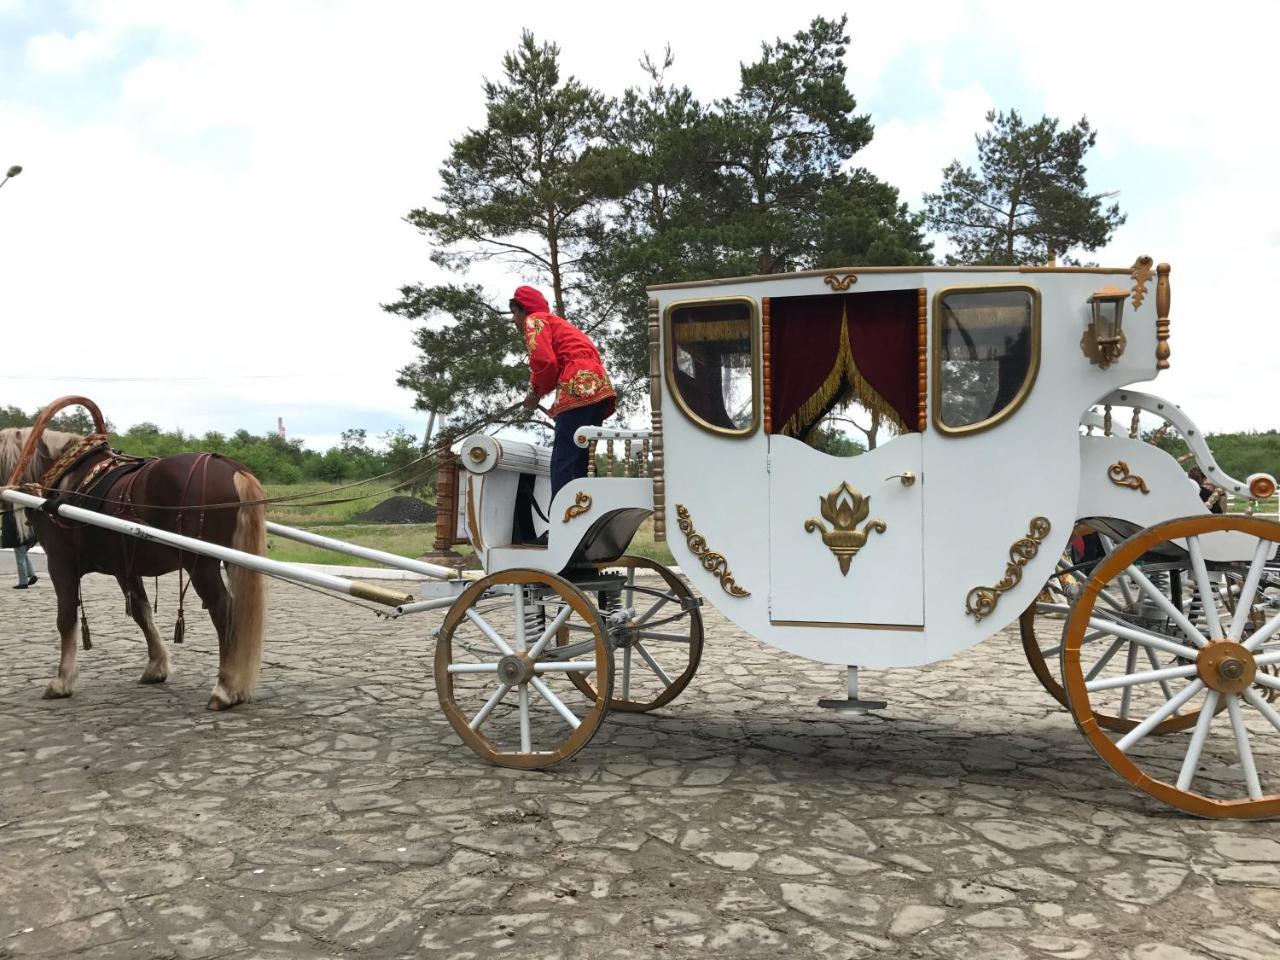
818, 666, 886, 714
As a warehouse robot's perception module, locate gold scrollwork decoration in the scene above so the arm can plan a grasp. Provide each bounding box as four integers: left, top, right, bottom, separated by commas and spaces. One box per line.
965, 517, 1052, 621
675, 504, 750, 597
804, 481, 886, 576
1107, 461, 1150, 495
823, 273, 858, 291
1130, 255, 1154, 310
562, 491, 592, 523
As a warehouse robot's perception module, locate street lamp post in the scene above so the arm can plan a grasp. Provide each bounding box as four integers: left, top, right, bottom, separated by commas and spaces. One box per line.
0, 165, 23, 190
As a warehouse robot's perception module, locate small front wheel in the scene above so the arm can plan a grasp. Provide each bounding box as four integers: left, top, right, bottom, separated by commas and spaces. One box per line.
435, 569, 612, 769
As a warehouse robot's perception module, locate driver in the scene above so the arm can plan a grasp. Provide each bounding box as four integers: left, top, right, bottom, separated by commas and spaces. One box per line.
511, 286, 616, 505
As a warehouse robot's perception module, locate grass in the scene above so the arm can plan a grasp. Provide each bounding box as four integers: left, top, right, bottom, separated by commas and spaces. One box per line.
258, 482, 678, 568
262, 481, 410, 526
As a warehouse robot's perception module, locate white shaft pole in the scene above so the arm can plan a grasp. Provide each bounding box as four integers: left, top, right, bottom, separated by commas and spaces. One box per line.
1, 488, 415, 608
265, 521, 456, 580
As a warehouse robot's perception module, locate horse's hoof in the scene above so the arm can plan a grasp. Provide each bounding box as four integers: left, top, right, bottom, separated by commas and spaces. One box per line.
207, 684, 241, 711
42, 679, 74, 699
140, 663, 170, 684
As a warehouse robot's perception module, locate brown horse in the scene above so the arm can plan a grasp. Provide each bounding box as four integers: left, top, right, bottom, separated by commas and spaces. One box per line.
1, 420, 268, 710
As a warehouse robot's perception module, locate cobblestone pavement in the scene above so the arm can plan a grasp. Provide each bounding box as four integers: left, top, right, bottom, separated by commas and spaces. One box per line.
2, 569, 1279, 960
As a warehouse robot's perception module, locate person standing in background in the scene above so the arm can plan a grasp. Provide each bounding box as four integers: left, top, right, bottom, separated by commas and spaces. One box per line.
1, 502, 38, 588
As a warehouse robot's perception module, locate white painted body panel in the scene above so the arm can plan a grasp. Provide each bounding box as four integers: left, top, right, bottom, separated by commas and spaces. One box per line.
769, 433, 923, 625
1076, 435, 1257, 562
653, 268, 1163, 667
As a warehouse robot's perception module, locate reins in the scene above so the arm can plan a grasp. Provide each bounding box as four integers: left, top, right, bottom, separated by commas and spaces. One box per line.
2, 399, 535, 513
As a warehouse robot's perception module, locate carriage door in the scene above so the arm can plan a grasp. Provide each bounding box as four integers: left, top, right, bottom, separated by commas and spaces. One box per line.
767, 289, 925, 627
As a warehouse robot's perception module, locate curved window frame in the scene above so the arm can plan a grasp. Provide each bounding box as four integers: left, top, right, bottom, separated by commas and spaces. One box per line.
663, 295, 761, 438
931, 283, 1042, 437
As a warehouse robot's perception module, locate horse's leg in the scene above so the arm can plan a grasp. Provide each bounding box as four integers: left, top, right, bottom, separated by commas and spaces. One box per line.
119, 576, 169, 684
189, 559, 239, 709
42, 557, 82, 699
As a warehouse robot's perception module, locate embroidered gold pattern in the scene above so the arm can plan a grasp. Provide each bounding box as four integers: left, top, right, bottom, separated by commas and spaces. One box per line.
675, 504, 749, 597
965, 517, 1052, 621
523, 314, 547, 353
1107, 461, 1151, 494
556, 369, 613, 407
562, 491, 592, 523
803, 481, 886, 576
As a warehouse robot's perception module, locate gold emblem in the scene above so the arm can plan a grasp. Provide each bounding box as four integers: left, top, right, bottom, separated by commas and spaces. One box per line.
563, 491, 592, 523
965, 517, 1052, 621
675, 504, 749, 597
1107, 461, 1150, 494
1130, 255, 1154, 310
804, 482, 886, 576
823, 273, 858, 291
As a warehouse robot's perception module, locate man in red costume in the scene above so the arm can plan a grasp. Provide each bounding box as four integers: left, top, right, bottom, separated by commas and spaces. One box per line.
511, 285, 616, 505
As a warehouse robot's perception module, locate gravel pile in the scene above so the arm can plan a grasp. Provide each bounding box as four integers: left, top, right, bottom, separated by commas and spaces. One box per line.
353, 495, 437, 524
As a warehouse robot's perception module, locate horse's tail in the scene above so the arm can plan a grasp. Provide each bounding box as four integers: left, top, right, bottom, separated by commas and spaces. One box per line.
228, 470, 268, 696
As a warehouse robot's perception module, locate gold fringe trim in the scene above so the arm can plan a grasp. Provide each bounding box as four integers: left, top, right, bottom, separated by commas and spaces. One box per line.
779, 304, 908, 439
672, 319, 752, 344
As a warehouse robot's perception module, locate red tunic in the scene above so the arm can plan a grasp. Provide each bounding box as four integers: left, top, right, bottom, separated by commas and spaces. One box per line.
524, 311, 617, 419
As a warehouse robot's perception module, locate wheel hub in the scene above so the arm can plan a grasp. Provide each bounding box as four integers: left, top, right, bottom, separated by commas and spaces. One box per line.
1196, 640, 1258, 695
497, 654, 534, 685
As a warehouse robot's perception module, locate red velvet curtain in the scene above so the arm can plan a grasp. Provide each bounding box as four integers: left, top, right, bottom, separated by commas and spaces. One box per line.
769, 289, 920, 438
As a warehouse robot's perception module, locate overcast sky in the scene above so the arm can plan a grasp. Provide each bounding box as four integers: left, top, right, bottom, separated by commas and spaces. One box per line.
2, 0, 1277, 450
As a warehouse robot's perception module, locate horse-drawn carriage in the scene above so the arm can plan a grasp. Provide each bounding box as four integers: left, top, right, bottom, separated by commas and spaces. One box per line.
5, 256, 1279, 818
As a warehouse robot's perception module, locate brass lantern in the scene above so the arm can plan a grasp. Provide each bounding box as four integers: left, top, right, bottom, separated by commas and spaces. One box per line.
1082, 285, 1128, 368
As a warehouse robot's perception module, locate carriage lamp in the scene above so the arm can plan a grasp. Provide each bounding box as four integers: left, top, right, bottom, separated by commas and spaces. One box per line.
1082, 285, 1129, 368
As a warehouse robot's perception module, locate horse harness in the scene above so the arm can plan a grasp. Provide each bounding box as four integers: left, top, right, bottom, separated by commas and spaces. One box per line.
39, 441, 221, 645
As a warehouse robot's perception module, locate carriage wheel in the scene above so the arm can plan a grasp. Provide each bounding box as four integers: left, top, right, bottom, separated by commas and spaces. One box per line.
557, 556, 704, 712
1021, 545, 1205, 734
1063, 515, 1280, 818
435, 569, 613, 769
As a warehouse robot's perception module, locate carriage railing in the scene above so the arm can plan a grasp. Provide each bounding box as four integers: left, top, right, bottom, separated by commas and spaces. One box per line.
573, 427, 652, 479
1083, 389, 1277, 510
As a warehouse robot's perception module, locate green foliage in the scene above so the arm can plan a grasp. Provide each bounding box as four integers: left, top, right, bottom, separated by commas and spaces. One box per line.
391, 17, 931, 422
808, 426, 866, 458
924, 109, 1125, 265
1145, 428, 1280, 484
0, 403, 113, 433
0, 404, 431, 487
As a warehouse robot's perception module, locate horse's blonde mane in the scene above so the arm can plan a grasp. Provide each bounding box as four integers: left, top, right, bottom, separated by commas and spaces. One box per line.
0, 427, 85, 484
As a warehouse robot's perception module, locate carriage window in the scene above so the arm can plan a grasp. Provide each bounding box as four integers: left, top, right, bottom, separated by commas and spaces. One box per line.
934, 286, 1040, 434
665, 298, 758, 435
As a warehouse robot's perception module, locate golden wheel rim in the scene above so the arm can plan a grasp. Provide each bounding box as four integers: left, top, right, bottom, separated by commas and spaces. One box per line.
1063, 515, 1280, 819
558, 556, 704, 713
435, 569, 612, 770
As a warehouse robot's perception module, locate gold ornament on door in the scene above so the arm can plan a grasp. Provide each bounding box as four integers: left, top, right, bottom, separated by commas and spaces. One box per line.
804, 481, 886, 576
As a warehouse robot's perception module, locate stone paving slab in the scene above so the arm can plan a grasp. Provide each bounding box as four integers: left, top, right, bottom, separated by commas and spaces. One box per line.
2, 572, 1278, 959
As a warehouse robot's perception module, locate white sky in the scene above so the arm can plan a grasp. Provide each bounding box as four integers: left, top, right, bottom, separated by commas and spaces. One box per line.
2, 0, 1277, 450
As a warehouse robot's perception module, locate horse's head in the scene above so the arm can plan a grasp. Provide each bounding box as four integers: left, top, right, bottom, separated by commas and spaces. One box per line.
0, 427, 85, 485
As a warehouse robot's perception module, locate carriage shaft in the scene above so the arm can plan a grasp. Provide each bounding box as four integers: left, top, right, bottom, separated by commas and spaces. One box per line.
1, 488, 416, 608
265, 521, 456, 580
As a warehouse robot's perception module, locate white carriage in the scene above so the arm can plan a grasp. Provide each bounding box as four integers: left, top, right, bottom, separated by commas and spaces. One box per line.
444, 257, 1280, 817
7, 257, 1278, 817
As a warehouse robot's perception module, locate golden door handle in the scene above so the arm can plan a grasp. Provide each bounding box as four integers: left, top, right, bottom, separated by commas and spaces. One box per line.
885, 471, 916, 487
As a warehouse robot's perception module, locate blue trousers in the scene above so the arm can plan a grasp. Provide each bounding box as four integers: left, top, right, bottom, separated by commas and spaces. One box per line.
14, 542, 35, 586
551, 401, 610, 503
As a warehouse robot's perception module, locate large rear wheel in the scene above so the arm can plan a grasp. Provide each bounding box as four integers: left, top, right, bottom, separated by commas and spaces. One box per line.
1063, 515, 1280, 818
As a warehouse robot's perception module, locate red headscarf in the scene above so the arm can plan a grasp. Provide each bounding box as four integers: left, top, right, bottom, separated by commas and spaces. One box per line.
512, 285, 549, 314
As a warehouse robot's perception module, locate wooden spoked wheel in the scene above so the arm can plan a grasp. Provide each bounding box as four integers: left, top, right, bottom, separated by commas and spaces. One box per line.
1022, 545, 1205, 734
435, 569, 613, 769
1063, 515, 1280, 818
558, 556, 704, 712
